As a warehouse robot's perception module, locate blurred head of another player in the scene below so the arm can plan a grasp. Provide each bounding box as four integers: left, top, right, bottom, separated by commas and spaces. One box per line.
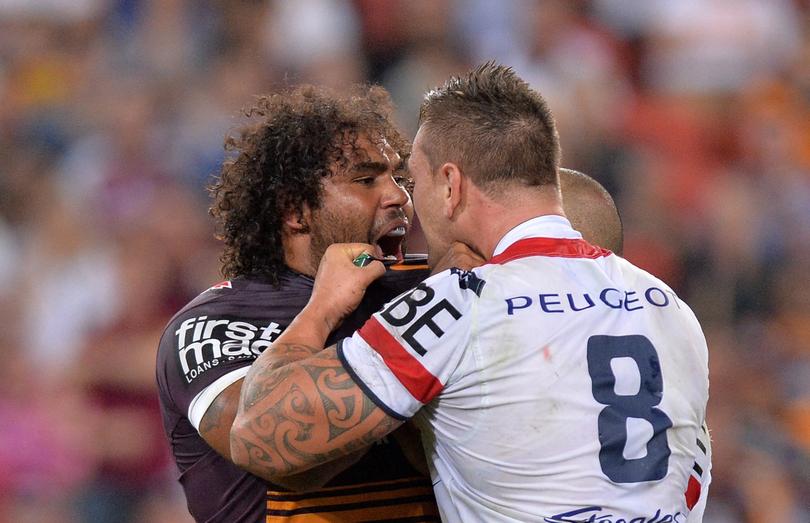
409, 62, 562, 264
209, 85, 413, 282
558, 168, 624, 255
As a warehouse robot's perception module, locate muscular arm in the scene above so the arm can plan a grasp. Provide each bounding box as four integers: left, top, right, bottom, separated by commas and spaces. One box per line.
198, 380, 242, 457
199, 374, 368, 490
230, 341, 403, 482
201, 340, 322, 456
230, 244, 404, 481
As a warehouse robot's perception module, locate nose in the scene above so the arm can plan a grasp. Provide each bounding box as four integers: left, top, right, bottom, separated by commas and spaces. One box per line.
381, 175, 410, 209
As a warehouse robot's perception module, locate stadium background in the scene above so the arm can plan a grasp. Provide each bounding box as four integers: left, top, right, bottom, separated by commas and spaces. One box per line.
1, 1, 809, 522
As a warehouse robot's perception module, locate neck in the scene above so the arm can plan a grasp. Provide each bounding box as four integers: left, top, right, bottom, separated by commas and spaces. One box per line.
463, 185, 565, 260
283, 233, 317, 277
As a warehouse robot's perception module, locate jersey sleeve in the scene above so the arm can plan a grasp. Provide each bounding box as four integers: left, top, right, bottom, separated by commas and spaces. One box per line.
685, 422, 712, 522
337, 267, 485, 419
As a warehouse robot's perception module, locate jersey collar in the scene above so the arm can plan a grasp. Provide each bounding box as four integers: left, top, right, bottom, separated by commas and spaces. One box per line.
492, 215, 581, 256
489, 215, 611, 264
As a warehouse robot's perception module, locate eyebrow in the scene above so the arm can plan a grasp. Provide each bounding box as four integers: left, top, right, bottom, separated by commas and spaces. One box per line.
353, 161, 389, 174
353, 160, 408, 174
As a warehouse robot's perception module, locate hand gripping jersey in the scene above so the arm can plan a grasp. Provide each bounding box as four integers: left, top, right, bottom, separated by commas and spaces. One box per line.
339, 217, 711, 523
156, 260, 440, 523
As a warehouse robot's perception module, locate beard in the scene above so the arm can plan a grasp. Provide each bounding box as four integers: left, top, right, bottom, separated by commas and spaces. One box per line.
307, 207, 408, 272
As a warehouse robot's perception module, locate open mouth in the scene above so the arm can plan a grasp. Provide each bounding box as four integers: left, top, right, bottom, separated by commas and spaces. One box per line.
375, 224, 407, 263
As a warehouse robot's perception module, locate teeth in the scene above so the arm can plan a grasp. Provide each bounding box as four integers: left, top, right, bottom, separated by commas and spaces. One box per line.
382, 255, 398, 261
385, 226, 406, 237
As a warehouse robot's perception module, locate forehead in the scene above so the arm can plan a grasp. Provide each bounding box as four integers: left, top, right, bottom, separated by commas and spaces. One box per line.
341, 134, 401, 167
413, 126, 427, 147
408, 127, 430, 166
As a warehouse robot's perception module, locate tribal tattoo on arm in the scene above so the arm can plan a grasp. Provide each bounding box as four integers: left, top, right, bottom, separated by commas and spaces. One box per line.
199, 380, 242, 458
199, 378, 366, 491
200, 342, 322, 459
230, 344, 403, 481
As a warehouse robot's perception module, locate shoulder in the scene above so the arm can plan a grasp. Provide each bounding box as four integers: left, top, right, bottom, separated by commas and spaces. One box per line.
156, 274, 312, 370
416, 264, 489, 296
611, 256, 688, 303
156, 275, 313, 411
422, 266, 489, 300
376, 266, 488, 327
163, 274, 311, 328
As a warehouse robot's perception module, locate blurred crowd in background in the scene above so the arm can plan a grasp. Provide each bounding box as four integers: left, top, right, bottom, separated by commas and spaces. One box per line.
1, 1, 808, 522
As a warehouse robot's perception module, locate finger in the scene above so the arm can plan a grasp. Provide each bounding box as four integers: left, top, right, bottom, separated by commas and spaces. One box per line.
364, 259, 386, 280
352, 252, 387, 267
339, 243, 380, 261
352, 251, 386, 275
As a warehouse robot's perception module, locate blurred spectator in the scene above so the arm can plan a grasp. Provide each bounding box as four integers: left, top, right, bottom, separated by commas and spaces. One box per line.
69, 224, 199, 523
0, 1, 808, 521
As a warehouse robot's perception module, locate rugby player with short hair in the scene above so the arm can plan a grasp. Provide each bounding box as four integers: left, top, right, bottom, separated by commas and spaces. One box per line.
156, 85, 440, 522
231, 63, 711, 522
558, 167, 623, 256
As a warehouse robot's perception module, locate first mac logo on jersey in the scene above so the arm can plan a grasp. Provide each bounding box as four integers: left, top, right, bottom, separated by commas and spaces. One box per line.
174, 316, 282, 383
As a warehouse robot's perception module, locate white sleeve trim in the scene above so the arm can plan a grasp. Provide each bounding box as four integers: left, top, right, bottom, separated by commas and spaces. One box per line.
188, 367, 250, 431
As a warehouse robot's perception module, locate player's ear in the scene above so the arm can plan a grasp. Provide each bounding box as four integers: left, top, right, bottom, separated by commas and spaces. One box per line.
284, 206, 311, 234
439, 162, 463, 219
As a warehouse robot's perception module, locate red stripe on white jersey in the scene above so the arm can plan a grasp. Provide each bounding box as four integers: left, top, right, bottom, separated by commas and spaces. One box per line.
358, 317, 444, 404
684, 476, 701, 510
489, 237, 612, 265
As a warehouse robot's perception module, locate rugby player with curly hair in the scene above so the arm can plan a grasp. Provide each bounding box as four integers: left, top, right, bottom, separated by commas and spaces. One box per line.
157, 85, 439, 522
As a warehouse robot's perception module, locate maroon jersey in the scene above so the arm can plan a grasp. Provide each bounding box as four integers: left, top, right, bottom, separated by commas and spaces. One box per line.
156, 261, 439, 522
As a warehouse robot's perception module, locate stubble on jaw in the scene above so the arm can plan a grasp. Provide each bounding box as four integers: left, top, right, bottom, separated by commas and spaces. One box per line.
307, 206, 409, 272
307, 209, 357, 276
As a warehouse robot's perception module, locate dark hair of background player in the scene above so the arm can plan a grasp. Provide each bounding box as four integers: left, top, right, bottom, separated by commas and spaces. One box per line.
417, 61, 561, 194
208, 84, 408, 282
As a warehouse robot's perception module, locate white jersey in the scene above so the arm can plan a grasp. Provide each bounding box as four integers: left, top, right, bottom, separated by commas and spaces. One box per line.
338, 216, 710, 522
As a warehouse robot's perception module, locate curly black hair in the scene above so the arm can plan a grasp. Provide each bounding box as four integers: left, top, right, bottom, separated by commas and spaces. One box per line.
208, 84, 408, 283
